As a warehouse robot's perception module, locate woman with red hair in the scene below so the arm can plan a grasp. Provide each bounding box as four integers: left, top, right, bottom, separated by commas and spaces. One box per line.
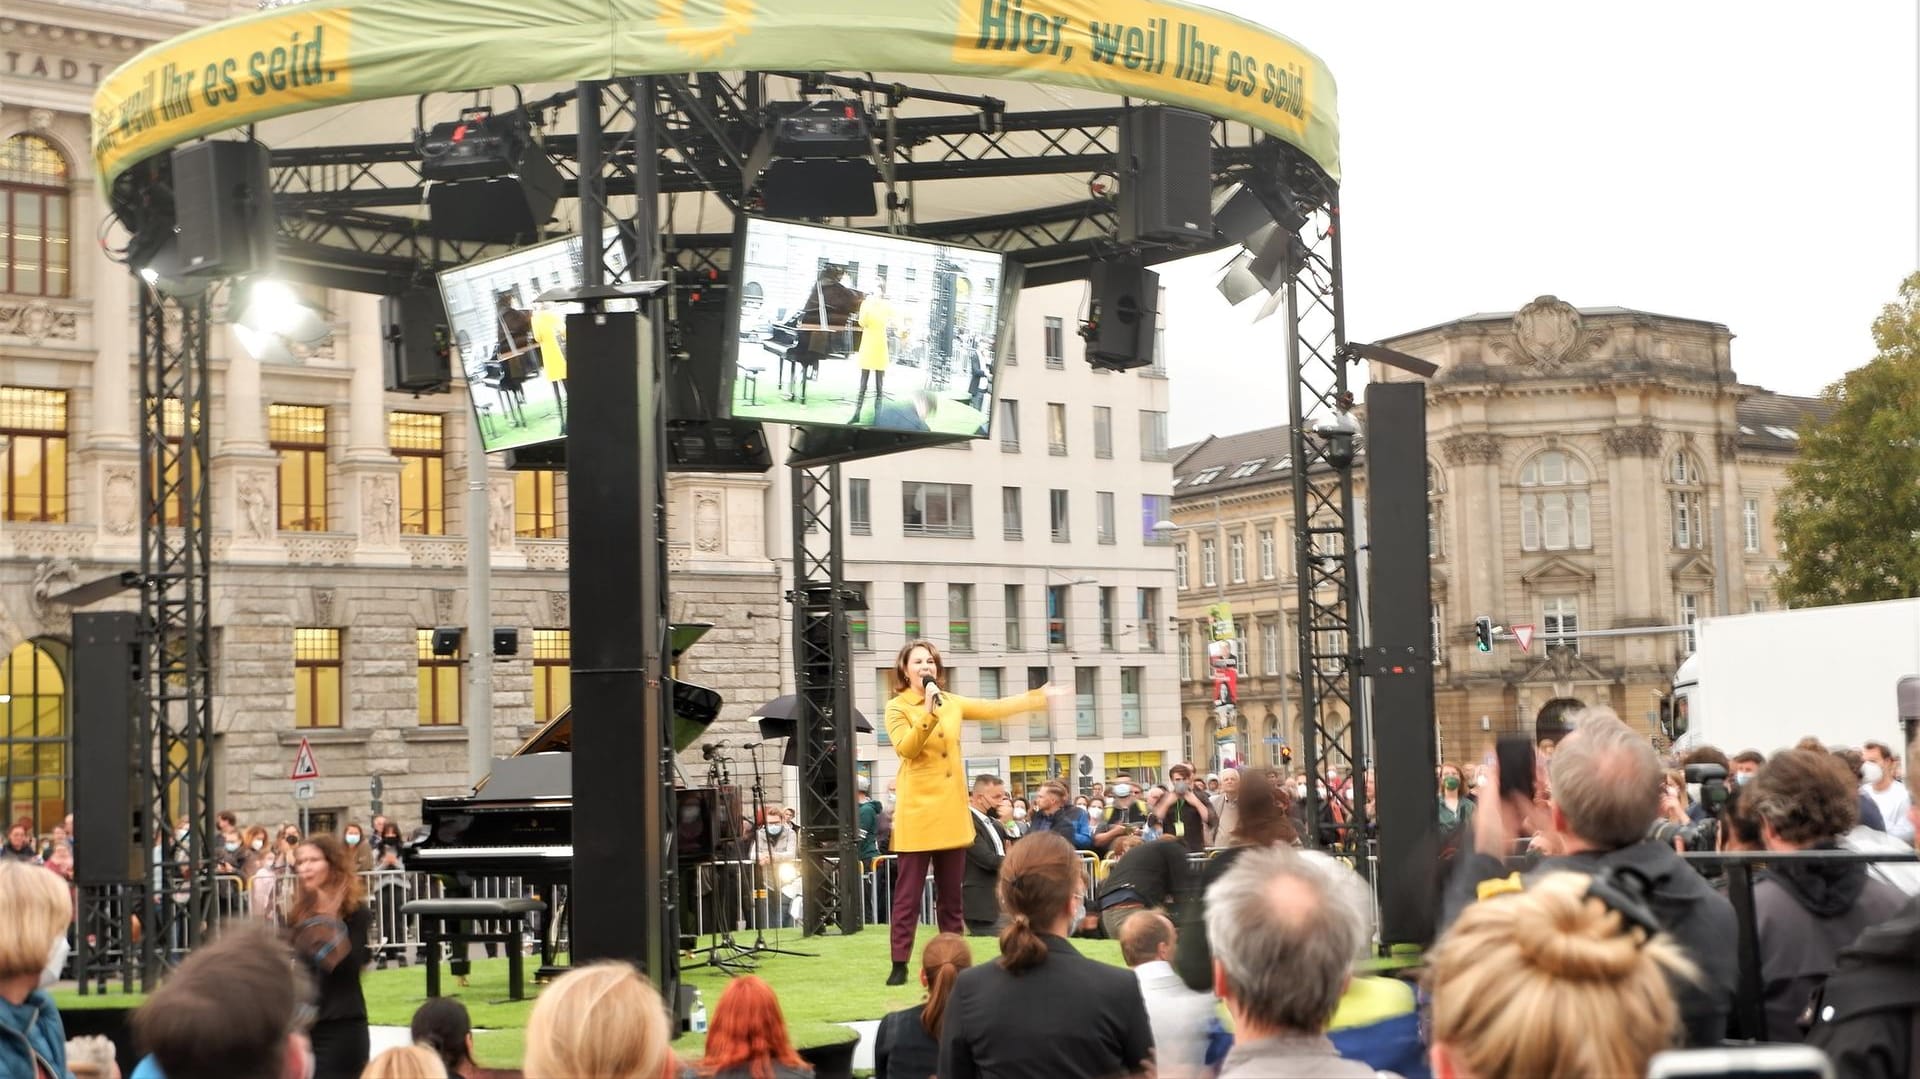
698, 975, 812, 1079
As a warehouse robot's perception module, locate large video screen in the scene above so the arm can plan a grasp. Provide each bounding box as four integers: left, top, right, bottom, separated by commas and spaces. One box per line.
437, 227, 628, 453
731, 217, 1010, 438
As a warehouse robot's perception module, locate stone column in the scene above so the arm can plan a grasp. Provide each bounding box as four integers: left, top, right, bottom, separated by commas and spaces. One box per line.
338, 292, 407, 564
84, 198, 143, 557
217, 324, 283, 563
1602, 422, 1665, 667
1441, 432, 1504, 677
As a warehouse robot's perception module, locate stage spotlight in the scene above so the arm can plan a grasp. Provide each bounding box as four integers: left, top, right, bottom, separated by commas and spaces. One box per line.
1215, 252, 1265, 307
1315, 409, 1361, 471
750, 99, 880, 218
237, 278, 331, 345
134, 234, 212, 299
232, 323, 297, 365
416, 98, 561, 243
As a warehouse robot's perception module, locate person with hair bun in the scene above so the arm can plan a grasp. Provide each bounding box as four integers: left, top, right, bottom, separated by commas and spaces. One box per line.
1427, 871, 1696, 1079
874, 932, 972, 1079
938, 832, 1152, 1079
1746, 748, 1905, 1042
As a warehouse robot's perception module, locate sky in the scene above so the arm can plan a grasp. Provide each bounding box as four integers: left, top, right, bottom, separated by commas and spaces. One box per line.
1161, 0, 1919, 445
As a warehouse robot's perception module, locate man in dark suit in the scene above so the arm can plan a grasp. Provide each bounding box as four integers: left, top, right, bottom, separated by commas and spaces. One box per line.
963, 774, 1009, 936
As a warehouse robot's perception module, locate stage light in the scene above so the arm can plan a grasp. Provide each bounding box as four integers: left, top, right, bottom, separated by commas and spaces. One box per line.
1215, 251, 1265, 307
237, 278, 331, 345
749, 98, 880, 218
134, 234, 212, 299
416, 97, 561, 243
1314, 409, 1360, 471
232, 323, 297, 365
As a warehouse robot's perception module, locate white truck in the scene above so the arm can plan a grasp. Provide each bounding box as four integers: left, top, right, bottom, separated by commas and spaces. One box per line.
1665, 597, 1920, 754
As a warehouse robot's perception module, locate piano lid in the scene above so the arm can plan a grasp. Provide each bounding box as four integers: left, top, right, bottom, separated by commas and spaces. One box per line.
500, 623, 722, 763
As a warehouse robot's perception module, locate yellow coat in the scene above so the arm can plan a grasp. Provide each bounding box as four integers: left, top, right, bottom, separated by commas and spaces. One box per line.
856, 296, 894, 372
885, 686, 1045, 852
531, 308, 568, 381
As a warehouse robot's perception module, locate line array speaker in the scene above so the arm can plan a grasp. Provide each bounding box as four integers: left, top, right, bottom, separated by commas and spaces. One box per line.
72, 612, 142, 886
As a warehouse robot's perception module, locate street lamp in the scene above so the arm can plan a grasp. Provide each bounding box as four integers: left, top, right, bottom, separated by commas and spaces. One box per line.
1044, 567, 1096, 780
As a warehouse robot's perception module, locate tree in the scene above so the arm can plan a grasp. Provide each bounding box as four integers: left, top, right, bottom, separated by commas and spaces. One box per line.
1775, 271, 1920, 607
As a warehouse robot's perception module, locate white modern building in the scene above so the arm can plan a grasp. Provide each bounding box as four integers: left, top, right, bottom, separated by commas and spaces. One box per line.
776, 281, 1182, 799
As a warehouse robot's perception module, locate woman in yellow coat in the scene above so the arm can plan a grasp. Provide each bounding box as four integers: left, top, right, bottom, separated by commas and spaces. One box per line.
848, 284, 895, 425
884, 639, 1051, 984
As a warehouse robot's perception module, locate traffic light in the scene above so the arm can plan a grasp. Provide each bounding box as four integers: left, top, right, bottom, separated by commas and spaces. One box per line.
1474, 616, 1493, 653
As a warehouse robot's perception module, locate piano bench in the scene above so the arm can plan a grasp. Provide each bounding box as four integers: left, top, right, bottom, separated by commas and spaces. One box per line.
741, 366, 763, 405
403, 897, 546, 1002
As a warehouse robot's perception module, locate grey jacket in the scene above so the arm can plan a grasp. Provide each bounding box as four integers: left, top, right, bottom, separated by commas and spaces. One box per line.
1754, 856, 1907, 1042
1217, 1031, 1392, 1079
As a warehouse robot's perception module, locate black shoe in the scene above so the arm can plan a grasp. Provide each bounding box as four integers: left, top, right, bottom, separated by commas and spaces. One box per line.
886, 961, 908, 986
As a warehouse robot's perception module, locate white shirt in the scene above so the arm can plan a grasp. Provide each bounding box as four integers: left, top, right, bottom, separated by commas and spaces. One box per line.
1132, 959, 1217, 1078
1862, 781, 1915, 845
970, 806, 1005, 856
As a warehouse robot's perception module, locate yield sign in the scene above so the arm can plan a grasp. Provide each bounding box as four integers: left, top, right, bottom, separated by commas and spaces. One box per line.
1512, 624, 1536, 653
289, 737, 320, 781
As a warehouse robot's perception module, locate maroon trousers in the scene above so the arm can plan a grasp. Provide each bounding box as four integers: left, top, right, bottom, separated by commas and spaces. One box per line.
890, 846, 966, 962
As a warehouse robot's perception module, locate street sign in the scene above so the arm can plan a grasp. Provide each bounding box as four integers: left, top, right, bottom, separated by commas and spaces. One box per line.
1512, 624, 1536, 653
293, 781, 316, 801
289, 738, 320, 781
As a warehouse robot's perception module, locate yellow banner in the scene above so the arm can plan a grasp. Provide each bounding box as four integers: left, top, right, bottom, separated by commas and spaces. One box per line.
93, 8, 355, 176
952, 0, 1313, 139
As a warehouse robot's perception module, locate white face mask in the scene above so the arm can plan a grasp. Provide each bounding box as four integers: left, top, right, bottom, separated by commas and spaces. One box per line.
1862, 762, 1885, 785
1734, 770, 1754, 786
1293, 783, 1308, 798
40, 935, 69, 989
344, 834, 361, 846
1112, 783, 1132, 798
225, 841, 240, 852
766, 824, 784, 837
252, 839, 266, 851
1013, 807, 1027, 820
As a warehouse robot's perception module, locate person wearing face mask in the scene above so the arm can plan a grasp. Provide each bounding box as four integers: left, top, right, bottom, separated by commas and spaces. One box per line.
1092, 774, 1152, 855
754, 807, 799, 928
0, 860, 76, 1079
1006, 798, 1031, 839
243, 826, 280, 922
1861, 741, 1915, 845
1150, 763, 1214, 855
1437, 763, 1475, 833
939, 832, 1153, 1079
340, 824, 373, 874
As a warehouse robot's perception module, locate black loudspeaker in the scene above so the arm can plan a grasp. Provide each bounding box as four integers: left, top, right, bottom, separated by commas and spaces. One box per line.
1085, 256, 1159, 370
171, 140, 275, 279
665, 297, 734, 423
386, 289, 452, 393
427, 162, 563, 243
760, 158, 879, 219
72, 612, 141, 886
493, 628, 520, 657
1362, 381, 1440, 947
1118, 106, 1214, 243
431, 628, 462, 656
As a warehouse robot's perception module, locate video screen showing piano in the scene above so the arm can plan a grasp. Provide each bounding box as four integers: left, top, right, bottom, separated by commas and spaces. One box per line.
437, 226, 629, 454
730, 216, 1014, 438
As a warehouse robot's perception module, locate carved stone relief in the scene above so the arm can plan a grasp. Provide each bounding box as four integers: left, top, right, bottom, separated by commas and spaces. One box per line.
1717, 433, 1741, 462
311, 588, 336, 626
1440, 433, 1502, 466
235, 470, 275, 541
488, 479, 515, 550
433, 589, 456, 626
102, 466, 139, 535
1489, 296, 1607, 371
548, 591, 569, 627
0, 303, 79, 345
361, 475, 398, 546
693, 491, 723, 552
1603, 425, 1664, 458
30, 560, 78, 623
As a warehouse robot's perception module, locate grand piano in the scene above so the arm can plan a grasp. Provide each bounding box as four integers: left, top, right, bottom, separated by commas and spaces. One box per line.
411, 624, 728, 969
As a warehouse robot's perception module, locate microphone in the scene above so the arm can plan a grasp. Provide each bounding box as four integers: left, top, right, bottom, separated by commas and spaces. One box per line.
922, 674, 944, 708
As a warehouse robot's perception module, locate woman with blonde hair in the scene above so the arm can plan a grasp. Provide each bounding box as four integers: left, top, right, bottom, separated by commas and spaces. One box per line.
873, 932, 972, 1079
883, 639, 1052, 985
1425, 871, 1696, 1078
359, 1044, 447, 1079
0, 860, 75, 1078
524, 962, 674, 1079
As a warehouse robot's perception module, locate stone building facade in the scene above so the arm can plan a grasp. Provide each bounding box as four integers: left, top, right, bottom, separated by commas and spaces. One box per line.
1171, 296, 1822, 769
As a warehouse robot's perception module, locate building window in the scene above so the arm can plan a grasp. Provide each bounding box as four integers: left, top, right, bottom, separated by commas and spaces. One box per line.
1518, 450, 1591, 552
1175, 544, 1189, 590
1543, 596, 1580, 654
1229, 459, 1264, 479
1026, 667, 1052, 741
269, 404, 328, 532
1680, 593, 1702, 653
294, 629, 342, 729
1742, 496, 1761, 554
1232, 621, 1250, 676
1261, 619, 1279, 675
1049, 489, 1070, 542
1137, 588, 1160, 651
1667, 452, 1707, 551
1431, 602, 1444, 666
1002, 486, 1022, 540
1427, 463, 1444, 560
999, 400, 1020, 453
902, 481, 973, 537
1141, 494, 1172, 544
1098, 587, 1117, 650
1092, 406, 1113, 459
1200, 538, 1217, 587
904, 583, 923, 640
415, 629, 462, 726
0, 387, 67, 523
1096, 491, 1116, 544
1047, 585, 1068, 647
848, 583, 870, 650
0, 135, 71, 297
977, 667, 1007, 742
1253, 529, 1274, 580
873, 668, 895, 745
1229, 532, 1246, 583
1004, 584, 1024, 651
1138, 411, 1168, 462
0, 640, 68, 831
1074, 667, 1098, 737
532, 629, 571, 723
1119, 667, 1144, 736
1749, 596, 1768, 614
389, 412, 446, 536
1043, 317, 1065, 367
1047, 403, 1068, 455
1178, 632, 1193, 682
847, 477, 871, 535
515, 470, 560, 538
949, 584, 973, 651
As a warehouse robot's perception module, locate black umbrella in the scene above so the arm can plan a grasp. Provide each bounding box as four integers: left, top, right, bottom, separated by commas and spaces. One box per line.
750, 695, 875, 768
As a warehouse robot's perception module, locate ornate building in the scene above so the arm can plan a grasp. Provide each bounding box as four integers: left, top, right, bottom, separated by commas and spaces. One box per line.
1171, 296, 1823, 768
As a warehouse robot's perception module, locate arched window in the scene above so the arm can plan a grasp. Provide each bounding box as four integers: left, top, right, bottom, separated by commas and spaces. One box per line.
1, 639, 67, 832
1668, 450, 1707, 550
1518, 450, 1592, 552
1427, 459, 1445, 559
1, 134, 72, 297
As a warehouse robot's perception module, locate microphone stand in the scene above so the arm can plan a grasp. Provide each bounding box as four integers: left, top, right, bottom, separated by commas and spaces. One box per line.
684, 748, 755, 974
739, 739, 812, 959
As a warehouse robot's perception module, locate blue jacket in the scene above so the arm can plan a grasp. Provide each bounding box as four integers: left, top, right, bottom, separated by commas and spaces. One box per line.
1029, 806, 1094, 850
0, 989, 70, 1079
